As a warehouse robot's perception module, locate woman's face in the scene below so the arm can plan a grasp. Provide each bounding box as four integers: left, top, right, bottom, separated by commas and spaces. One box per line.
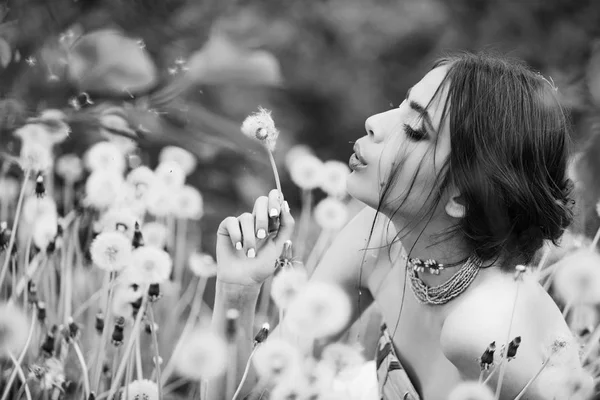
347, 65, 452, 217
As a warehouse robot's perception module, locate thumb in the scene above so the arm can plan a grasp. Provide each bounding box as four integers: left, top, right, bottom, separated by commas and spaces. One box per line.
273, 200, 294, 248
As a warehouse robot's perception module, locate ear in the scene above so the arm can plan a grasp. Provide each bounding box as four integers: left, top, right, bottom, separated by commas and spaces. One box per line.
444, 187, 466, 219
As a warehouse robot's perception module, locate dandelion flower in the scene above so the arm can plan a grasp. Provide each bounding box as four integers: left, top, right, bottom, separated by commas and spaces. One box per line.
159, 146, 197, 176
126, 166, 155, 198
288, 152, 324, 190
321, 343, 366, 377
332, 361, 379, 400
112, 183, 146, 219
252, 337, 303, 381
241, 107, 279, 152
84, 141, 126, 173
553, 248, 600, 305
55, 153, 83, 183
98, 207, 139, 240
270, 374, 310, 400
90, 231, 132, 272
145, 183, 175, 218
320, 160, 350, 198
121, 379, 159, 400
172, 185, 204, 220
174, 328, 228, 380
0, 302, 29, 358
285, 145, 313, 172
271, 267, 308, 310
155, 161, 186, 189
100, 113, 137, 155
85, 171, 125, 210
14, 124, 52, 145
19, 141, 52, 172
22, 196, 58, 225
285, 281, 351, 339
534, 366, 593, 400
130, 246, 172, 284
314, 197, 349, 231
33, 214, 58, 252
188, 252, 217, 278
447, 381, 494, 400
141, 222, 168, 249
111, 283, 142, 321
306, 359, 336, 396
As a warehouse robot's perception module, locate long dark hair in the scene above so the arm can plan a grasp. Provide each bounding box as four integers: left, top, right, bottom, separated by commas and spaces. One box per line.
377, 51, 575, 270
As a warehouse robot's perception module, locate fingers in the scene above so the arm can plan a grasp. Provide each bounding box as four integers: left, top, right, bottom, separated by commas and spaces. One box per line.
217, 216, 243, 250
238, 213, 257, 258
274, 200, 295, 247
253, 196, 269, 240
268, 189, 282, 218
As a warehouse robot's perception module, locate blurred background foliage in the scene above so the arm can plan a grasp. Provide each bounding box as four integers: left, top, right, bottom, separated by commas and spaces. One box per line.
2, 0, 600, 255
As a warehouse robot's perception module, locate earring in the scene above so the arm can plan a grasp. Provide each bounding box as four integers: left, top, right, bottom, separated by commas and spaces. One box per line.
445, 198, 465, 218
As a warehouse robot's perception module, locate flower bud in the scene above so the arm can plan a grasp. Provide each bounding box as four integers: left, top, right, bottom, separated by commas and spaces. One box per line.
35, 174, 45, 198
111, 316, 125, 346
148, 283, 161, 302
507, 336, 521, 360
37, 301, 47, 322
95, 312, 105, 334
41, 330, 56, 356
28, 282, 38, 304
68, 317, 79, 340
132, 222, 144, 248
479, 341, 496, 370
226, 309, 240, 341
254, 323, 270, 346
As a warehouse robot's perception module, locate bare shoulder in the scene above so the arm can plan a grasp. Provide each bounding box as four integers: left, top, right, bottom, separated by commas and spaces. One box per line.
440, 272, 582, 398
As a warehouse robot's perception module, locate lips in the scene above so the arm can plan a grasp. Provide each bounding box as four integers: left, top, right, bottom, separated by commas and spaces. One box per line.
353, 143, 368, 165
349, 143, 368, 170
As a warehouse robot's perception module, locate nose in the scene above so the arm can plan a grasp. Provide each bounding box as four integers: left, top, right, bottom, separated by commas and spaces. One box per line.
364, 113, 388, 143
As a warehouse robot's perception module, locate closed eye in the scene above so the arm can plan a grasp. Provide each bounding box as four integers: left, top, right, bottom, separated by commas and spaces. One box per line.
403, 123, 429, 141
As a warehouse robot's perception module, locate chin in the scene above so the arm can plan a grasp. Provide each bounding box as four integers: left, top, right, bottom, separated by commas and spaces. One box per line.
347, 174, 379, 209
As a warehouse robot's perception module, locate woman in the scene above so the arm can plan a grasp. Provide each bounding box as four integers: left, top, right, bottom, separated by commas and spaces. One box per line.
209, 52, 587, 400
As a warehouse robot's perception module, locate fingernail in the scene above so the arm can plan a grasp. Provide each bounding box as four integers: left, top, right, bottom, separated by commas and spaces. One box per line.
257, 229, 266, 239
270, 208, 279, 217
284, 201, 290, 212
247, 248, 256, 258
235, 242, 242, 250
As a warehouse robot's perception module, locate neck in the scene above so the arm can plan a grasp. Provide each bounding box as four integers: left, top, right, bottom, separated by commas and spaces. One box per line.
388, 211, 472, 288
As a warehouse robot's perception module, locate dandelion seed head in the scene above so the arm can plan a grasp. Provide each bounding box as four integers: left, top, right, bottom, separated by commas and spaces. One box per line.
90, 231, 132, 272
188, 251, 217, 278
252, 337, 303, 381
534, 366, 593, 400
172, 185, 204, 220
288, 152, 324, 190
98, 207, 140, 240
121, 379, 159, 400
85, 171, 125, 210
141, 222, 168, 249
14, 124, 52, 146
320, 160, 350, 198
22, 196, 58, 224
33, 214, 58, 252
159, 146, 198, 176
84, 141, 126, 173
314, 197, 349, 231
130, 246, 172, 284
285, 281, 352, 339
19, 141, 53, 172
55, 153, 83, 182
241, 107, 279, 152
553, 249, 600, 305
145, 183, 175, 218
39, 357, 65, 391
0, 177, 19, 202
174, 328, 228, 380
321, 343, 365, 377
155, 161, 186, 189
285, 145, 313, 172
271, 266, 308, 310
447, 381, 494, 400
127, 166, 156, 197
111, 283, 142, 321
0, 302, 29, 358
270, 374, 310, 400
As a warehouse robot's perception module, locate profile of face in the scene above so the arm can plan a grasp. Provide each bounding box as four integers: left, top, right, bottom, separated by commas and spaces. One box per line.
347, 65, 459, 219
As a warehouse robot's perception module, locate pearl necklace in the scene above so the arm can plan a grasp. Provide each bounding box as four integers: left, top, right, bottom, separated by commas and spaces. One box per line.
407, 255, 484, 305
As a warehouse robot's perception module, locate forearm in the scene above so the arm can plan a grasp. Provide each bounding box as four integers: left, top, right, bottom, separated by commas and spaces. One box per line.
206, 279, 261, 400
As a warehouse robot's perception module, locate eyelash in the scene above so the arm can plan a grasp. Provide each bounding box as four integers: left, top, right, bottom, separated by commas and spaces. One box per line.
403, 123, 428, 141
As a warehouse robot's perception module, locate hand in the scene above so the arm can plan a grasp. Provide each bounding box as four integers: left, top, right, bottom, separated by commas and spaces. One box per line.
216, 189, 294, 286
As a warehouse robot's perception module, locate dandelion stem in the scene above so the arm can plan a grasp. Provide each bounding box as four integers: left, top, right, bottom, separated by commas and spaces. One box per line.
226, 341, 239, 400
482, 365, 499, 386
296, 189, 313, 259
513, 353, 553, 400
581, 323, 600, 362
135, 330, 143, 380
5, 350, 32, 400
267, 149, 283, 202
591, 225, 600, 249
0, 310, 36, 400
0, 168, 30, 291
72, 339, 91, 400
173, 218, 188, 284
305, 230, 332, 275
147, 305, 163, 400
256, 276, 272, 327
162, 377, 187, 395
232, 346, 259, 400
562, 301, 573, 318
494, 282, 521, 399
92, 272, 115, 394
534, 244, 550, 275
108, 294, 148, 400
125, 344, 134, 400
161, 277, 207, 385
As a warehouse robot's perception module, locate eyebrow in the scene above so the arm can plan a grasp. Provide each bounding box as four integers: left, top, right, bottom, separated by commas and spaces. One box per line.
406, 87, 435, 131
